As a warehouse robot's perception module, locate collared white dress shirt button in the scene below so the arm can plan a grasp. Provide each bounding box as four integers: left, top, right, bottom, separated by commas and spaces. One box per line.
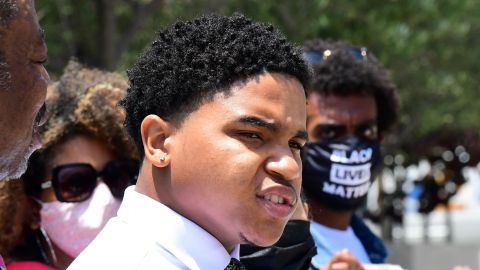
68, 186, 240, 270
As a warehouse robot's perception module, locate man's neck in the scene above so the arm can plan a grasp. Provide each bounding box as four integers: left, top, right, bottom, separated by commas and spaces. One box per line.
135, 162, 168, 203
135, 164, 237, 255
309, 201, 353, 230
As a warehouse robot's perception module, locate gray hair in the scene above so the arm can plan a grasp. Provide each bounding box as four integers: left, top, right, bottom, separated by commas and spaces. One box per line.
0, 0, 18, 28
0, 0, 18, 89
0, 54, 10, 89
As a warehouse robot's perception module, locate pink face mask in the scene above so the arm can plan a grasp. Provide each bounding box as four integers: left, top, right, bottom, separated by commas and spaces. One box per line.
40, 182, 121, 258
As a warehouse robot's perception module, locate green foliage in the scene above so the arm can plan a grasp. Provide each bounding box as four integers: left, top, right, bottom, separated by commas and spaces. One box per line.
36, 0, 480, 151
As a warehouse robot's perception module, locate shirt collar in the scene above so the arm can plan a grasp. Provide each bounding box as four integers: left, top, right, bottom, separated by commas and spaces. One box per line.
117, 186, 239, 269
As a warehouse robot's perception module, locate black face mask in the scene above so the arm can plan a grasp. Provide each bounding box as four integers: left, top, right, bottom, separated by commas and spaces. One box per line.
302, 136, 382, 211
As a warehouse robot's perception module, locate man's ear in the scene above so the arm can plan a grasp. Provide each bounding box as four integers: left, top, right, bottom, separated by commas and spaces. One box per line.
140, 115, 174, 168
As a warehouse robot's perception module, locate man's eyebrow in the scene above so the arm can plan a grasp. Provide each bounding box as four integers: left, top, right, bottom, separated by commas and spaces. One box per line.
315, 119, 377, 129
357, 119, 377, 127
314, 123, 344, 129
238, 116, 278, 132
238, 116, 308, 141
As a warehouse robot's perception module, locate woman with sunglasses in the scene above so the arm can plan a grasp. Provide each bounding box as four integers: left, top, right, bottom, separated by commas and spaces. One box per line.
0, 61, 139, 270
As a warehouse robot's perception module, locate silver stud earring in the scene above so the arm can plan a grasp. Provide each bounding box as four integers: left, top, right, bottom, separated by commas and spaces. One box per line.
160, 154, 166, 161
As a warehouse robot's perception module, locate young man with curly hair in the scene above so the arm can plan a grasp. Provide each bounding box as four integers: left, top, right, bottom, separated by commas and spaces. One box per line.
68, 13, 310, 270
0, 0, 49, 180
301, 39, 399, 269
239, 39, 399, 270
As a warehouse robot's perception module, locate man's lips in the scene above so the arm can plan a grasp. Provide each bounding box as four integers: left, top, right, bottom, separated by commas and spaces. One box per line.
35, 103, 48, 127
256, 185, 298, 219
31, 103, 47, 149
31, 131, 42, 150
257, 186, 297, 207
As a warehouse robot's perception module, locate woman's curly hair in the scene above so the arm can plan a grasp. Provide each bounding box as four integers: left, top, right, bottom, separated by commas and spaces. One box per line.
303, 39, 399, 133
0, 180, 27, 259
23, 60, 138, 197
121, 13, 311, 157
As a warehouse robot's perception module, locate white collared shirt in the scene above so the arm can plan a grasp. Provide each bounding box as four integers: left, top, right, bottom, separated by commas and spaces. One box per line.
68, 186, 239, 270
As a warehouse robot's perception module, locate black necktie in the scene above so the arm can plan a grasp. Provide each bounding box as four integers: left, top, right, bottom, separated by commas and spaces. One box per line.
225, 258, 247, 270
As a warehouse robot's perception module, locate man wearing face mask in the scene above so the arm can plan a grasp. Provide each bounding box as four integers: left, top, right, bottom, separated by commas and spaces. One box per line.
301, 39, 399, 269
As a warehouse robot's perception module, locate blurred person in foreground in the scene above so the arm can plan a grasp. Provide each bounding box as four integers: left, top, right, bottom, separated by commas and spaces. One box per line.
0, 61, 139, 270
0, 1, 49, 268
68, 13, 310, 270
241, 39, 399, 270
0, 0, 49, 180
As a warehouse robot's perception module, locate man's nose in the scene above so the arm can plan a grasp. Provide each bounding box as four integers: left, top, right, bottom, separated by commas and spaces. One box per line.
265, 146, 301, 183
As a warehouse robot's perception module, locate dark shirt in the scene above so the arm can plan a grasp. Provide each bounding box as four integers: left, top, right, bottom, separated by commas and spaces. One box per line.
240, 216, 388, 270
349, 214, 388, 264
240, 220, 316, 270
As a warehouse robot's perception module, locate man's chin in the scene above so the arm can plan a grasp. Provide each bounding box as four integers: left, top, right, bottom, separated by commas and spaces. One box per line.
241, 226, 284, 247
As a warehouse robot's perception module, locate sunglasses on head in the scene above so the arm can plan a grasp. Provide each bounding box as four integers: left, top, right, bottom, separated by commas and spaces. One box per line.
303, 46, 368, 64
41, 160, 139, 203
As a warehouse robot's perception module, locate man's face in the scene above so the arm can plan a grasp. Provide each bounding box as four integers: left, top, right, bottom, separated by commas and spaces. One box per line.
0, 0, 49, 179
166, 72, 307, 249
306, 92, 378, 142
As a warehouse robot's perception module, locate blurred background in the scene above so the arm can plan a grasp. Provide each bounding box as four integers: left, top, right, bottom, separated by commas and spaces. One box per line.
36, 0, 480, 269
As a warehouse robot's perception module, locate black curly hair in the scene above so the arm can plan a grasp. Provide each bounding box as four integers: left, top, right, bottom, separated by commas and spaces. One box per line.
303, 39, 399, 133
121, 13, 310, 157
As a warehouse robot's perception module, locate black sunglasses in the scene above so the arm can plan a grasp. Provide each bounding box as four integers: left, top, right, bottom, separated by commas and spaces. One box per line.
41, 160, 139, 203
303, 46, 368, 64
